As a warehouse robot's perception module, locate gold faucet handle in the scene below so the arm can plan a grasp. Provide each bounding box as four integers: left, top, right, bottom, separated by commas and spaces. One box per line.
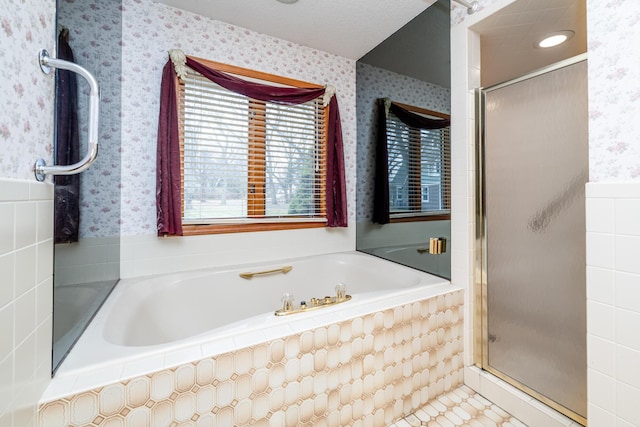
429, 237, 447, 255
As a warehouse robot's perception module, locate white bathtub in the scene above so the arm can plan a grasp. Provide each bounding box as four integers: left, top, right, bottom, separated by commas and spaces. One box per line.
45, 251, 456, 401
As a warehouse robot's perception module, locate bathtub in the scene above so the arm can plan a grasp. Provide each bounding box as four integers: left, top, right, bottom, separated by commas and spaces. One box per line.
41, 251, 463, 426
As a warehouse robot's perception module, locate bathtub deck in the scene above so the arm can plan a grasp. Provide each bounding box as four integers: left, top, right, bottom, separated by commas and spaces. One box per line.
391, 385, 527, 427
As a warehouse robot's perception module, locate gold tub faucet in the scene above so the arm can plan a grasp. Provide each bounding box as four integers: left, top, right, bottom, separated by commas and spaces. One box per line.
275, 284, 351, 316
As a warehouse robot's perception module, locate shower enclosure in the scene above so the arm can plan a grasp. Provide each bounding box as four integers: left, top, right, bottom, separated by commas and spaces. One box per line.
476, 56, 588, 424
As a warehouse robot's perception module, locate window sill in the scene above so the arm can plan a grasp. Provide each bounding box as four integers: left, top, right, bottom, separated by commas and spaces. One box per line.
388, 213, 450, 223
182, 221, 327, 236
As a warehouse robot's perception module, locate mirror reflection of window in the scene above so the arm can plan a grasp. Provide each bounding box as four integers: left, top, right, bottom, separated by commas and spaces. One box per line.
385, 104, 451, 219
355, 0, 451, 279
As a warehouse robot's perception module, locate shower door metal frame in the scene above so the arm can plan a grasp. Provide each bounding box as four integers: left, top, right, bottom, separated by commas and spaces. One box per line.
473, 53, 588, 426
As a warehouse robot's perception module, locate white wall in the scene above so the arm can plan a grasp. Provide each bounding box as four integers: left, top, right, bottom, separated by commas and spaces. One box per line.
584, 2, 640, 425
0, 181, 53, 427
119, 0, 357, 278
585, 183, 640, 427
451, 0, 640, 426
0, 1, 56, 425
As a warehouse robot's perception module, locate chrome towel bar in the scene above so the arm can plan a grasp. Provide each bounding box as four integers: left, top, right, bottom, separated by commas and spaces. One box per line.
34, 49, 100, 182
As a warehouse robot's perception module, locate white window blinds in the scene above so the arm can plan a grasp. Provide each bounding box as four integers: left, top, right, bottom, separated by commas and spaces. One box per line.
181, 69, 327, 223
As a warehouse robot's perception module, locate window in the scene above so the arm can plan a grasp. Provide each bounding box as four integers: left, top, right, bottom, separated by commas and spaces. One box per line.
178, 61, 328, 234
386, 104, 450, 220
421, 186, 430, 203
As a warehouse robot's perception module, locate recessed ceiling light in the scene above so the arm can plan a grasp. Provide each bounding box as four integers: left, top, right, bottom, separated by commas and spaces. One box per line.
277, 0, 299, 3
536, 30, 575, 48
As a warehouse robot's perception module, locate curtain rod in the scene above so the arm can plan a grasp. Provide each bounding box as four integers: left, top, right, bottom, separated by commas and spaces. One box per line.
452, 0, 479, 14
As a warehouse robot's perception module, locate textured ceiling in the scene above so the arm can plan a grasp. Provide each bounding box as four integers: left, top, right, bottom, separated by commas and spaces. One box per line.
153, 0, 438, 60
472, 0, 587, 87
153, 0, 586, 91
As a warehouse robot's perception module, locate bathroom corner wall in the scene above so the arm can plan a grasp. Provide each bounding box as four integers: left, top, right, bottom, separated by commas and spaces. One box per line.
0, 1, 56, 426
585, 1, 640, 426
585, 183, 640, 426
453, 1, 640, 426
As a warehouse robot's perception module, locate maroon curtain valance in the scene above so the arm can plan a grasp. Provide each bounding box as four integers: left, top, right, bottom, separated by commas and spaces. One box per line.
373, 98, 450, 224
156, 52, 348, 236
389, 101, 451, 130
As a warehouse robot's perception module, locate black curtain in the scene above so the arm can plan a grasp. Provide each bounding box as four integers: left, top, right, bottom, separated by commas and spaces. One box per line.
373, 98, 450, 224
54, 29, 80, 243
373, 99, 390, 224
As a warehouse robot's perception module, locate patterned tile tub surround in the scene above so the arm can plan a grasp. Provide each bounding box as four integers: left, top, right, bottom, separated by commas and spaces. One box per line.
40, 290, 463, 426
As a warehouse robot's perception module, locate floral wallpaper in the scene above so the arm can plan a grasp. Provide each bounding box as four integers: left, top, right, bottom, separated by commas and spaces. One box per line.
0, 0, 56, 180
120, 0, 357, 236
586, 0, 640, 182
356, 62, 450, 222
57, 0, 122, 238
452, 0, 640, 182
451, 0, 484, 25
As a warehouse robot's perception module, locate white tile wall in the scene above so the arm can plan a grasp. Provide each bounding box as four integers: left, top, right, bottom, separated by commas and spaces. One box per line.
0, 179, 54, 427
450, 20, 477, 372
54, 237, 119, 285
586, 182, 640, 427
120, 228, 355, 278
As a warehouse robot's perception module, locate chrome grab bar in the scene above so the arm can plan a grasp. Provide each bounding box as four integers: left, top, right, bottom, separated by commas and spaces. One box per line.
239, 265, 293, 280
34, 49, 100, 182
452, 0, 479, 14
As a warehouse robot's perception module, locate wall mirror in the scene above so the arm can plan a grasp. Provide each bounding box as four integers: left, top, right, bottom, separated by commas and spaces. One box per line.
52, 0, 122, 372
356, 0, 451, 279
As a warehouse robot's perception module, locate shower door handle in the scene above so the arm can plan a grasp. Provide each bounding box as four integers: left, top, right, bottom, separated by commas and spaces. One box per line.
34, 49, 100, 182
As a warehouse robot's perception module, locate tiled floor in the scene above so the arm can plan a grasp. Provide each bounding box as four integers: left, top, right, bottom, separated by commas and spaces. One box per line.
391, 385, 527, 427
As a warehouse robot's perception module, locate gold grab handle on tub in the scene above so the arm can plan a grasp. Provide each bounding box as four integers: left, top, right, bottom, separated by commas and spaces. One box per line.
239, 265, 293, 280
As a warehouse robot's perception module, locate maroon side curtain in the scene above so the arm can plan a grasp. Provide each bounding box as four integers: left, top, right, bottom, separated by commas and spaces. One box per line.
156, 55, 348, 235
373, 99, 450, 224
326, 96, 347, 227
156, 61, 183, 236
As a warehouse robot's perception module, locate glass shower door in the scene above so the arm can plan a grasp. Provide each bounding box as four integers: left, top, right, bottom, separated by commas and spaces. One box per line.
480, 59, 588, 422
